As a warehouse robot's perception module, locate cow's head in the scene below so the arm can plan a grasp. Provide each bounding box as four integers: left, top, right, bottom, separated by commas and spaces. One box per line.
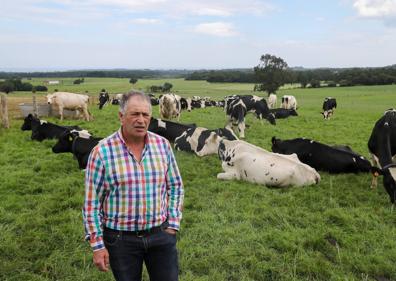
52, 130, 78, 153
215, 127, 238, 141
322, 110, 333, 120
21, 114, 35, 131
271, 136, 284, 153
289, 109, 298, 116
266, 113, 276, 125
46, 94, 55, 104
196, 131, 221, 157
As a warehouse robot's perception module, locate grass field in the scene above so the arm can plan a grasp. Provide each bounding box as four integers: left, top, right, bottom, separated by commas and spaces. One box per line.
1, 78, 396, 281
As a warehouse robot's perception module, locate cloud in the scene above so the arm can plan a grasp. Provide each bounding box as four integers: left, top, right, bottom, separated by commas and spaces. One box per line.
194, 22, 238, 37
176, 0, 274, 17
353, 0, 396, 17
193, 8, 232, 17
131, 18, 161, 24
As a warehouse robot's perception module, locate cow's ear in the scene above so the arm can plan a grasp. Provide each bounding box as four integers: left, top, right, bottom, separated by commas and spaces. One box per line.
271, 136, 277, 144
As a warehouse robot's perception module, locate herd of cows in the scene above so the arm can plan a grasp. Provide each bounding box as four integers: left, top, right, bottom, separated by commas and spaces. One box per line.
19, 90, 396, 204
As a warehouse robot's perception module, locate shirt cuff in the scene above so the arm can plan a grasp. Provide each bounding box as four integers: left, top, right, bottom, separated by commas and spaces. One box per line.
89, 235, 105, 251
167, 217, 180, 231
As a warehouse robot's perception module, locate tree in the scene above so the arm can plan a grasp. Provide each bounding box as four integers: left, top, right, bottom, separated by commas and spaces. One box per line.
254, 54, 289, 94
33, 85, 48, 92
129, 77, 138, 84
162, 82, 173, 92
0, 81, 14, 93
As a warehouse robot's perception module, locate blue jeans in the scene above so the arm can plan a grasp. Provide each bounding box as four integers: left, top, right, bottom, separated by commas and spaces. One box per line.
103, 227, 179, 281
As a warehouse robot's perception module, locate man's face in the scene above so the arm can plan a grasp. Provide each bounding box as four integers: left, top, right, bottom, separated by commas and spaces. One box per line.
119, 96, 151, 141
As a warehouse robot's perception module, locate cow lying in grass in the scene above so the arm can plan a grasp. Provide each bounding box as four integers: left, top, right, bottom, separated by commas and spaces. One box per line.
52, 130, 101, 169
217, 139, 320, 187
21, 114, 82, 141
174, 127, 238, 156
271, 137, 374, 174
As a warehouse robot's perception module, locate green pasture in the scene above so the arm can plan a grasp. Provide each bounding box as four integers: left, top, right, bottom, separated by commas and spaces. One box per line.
1, 80, 396, 281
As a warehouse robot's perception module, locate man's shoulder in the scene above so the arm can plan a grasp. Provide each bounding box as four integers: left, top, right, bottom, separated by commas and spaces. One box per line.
94, 131, 120, 151
147, 131, 170, 147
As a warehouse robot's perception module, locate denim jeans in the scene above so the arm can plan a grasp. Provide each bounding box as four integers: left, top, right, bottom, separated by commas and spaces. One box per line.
103, 227, 178, 281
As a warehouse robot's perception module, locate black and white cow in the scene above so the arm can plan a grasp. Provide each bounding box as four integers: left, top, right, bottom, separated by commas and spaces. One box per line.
111, 93, 123, 105
322, 97, 337, 120
180, 97, 191, 111
21, 114, 82, 141
271, 137, 373, 174
159, 94, 182, 121
150, 97, 159, 106
98, 91, 110, 109
174, 127, 238, 156
226, 98, 248, 138
217, 139, 320, 187
368, 109, 396, 203
269, 108, 298, 119
281, 95, 297, 110
52, 130, 101, 169
148, 117, 196, 142
225, 95, 276, 138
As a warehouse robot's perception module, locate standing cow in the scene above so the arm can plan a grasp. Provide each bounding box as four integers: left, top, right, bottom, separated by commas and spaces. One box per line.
47, 92, 91, 121
322, 97, 337, 120
98, 90, 110, 109
159, 93, 182, 121
281, 95, 297, 110
368, 109, 396, 203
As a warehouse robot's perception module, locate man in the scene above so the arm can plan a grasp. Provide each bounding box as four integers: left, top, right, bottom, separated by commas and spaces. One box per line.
83, 91, 184, 281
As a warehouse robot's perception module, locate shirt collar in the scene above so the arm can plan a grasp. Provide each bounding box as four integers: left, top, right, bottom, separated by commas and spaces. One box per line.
116, 127, 150, 148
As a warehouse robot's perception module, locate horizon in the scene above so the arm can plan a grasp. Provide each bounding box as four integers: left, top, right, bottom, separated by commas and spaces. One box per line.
1, 0, 396, 70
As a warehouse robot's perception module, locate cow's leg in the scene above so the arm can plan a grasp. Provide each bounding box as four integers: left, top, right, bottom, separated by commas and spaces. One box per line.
59, 107, 64, 121
238, 122, 245, 139
217, 172, 238, 181
82, 107, 90, 121
370, 154, 380, 189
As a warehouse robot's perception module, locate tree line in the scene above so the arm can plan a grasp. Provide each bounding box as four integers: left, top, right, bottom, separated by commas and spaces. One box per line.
185, 65, 396, 88
0, 69, 193, 79
0, 78, 48, 93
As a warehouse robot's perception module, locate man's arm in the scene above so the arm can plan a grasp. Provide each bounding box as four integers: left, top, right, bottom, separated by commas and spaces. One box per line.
82, 147, 107, 251
165, 143, 184, 231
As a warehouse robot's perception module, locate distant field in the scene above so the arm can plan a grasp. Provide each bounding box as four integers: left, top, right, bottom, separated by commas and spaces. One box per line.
1, 79, 396, 281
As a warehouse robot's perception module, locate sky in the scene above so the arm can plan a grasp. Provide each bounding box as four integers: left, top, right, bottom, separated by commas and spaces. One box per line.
1, 0, 396, 71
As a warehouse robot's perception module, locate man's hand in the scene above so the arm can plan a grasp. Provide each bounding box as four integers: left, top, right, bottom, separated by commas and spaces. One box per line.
164, 228, 177, 235
93, 248, 110, 272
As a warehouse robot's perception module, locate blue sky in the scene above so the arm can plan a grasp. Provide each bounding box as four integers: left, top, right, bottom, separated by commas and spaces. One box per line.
1, 0, 396, 71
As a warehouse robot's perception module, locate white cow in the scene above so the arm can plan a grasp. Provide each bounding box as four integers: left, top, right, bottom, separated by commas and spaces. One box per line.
267, 94, 277, 109
46, 92, 90, 121
217, 139, 320, 187
281, 95, 297, 110
159, 94, 181, 121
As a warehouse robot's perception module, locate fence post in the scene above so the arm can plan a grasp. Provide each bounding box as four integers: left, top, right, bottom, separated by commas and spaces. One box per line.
0, 93, 10, 129
32, 92, 38, 117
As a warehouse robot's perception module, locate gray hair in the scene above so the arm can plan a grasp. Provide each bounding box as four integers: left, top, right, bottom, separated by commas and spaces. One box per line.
119, 90, 152, 114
